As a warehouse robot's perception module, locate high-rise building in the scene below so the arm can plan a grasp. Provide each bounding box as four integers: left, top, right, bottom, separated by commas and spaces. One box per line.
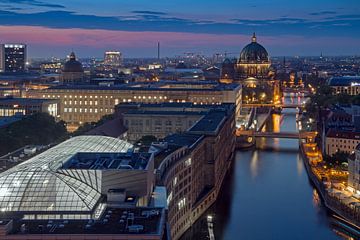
0, 44, 27, 73
104, 51, 122, 66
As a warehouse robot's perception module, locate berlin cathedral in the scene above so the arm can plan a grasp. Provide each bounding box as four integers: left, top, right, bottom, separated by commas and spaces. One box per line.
220, 33, 281, 104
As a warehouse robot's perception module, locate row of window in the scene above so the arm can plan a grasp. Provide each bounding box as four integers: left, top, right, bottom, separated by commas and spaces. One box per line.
63, 108, 113, 114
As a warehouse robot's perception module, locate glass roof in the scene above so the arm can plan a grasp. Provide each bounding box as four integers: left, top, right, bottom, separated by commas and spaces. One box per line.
0, 136, 133, 213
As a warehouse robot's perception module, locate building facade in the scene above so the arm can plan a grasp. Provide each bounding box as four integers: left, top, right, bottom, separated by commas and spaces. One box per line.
348, 145, 360, 196
0, 44, 27, 73
236, 33, 271, 81
325, 129, 360, 156
0, 98, 59, 118
156, 104, 236, 239
328, 76, 360, 95
26, 81, 242, 130
104, 51, 122, 66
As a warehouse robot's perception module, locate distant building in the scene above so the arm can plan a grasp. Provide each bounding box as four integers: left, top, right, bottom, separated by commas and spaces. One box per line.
40, 62, 62, 73
0, 87, 22, 98
0, 44, 27, 73
328, 76, 360, 95
61, 52, 84, 84
160, 67, 205, 81
325, 129, 360, 156
0, 135, 165, 239
348, 144, 360, 195
104, 51, 122, 66
220, 58, 236, 83
27, 81, 242, 130
0, 98, 59, 118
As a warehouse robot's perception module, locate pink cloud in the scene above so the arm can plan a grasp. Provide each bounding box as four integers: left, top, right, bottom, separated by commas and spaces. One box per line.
0, 25, 358, 57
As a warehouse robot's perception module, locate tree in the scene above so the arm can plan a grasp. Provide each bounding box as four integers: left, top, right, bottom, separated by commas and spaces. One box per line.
0, 113, 68, 156
136, 135, 157, 146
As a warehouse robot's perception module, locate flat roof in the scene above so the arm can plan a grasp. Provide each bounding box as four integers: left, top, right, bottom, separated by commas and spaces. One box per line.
63, 152, 150, 170
188, 111, 227, 134
0, 98, 57, 105
328, 76, 360, 86
326, 129, 360, 139
163, 133, 203, 149
47, 81, 241, 92
9, 207, 164, 236
124, 110, 206, 116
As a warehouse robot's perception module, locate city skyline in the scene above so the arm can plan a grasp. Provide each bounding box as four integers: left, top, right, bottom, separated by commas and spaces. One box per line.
0, 0, 359, 57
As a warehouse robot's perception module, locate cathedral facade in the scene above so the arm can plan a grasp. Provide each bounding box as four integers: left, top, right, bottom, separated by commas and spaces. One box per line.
220, 33, 281, 104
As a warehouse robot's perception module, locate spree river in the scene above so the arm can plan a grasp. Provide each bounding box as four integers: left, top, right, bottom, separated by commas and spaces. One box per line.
182, 98, 350, 240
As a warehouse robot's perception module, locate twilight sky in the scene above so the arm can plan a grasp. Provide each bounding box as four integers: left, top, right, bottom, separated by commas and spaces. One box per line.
0, 0, 359, 58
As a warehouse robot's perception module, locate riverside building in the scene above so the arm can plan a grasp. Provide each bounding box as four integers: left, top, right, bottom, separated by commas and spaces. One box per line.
154, 103, 236, 239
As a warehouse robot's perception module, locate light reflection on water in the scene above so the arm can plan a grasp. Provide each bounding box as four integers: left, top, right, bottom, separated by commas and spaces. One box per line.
181, 97, 352, 240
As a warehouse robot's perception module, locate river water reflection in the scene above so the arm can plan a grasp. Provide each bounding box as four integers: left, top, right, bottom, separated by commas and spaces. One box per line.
182, 100, 349, 240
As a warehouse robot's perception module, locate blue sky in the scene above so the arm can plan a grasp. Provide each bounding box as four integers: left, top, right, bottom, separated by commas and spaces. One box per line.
0, 0, 359, 57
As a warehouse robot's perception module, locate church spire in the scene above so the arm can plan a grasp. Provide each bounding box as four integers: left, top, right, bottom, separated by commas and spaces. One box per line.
252, 32, 257, 43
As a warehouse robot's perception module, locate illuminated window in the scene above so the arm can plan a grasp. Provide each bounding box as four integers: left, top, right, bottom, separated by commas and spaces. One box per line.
185, 158, 191, 167
178, 198, 186, 210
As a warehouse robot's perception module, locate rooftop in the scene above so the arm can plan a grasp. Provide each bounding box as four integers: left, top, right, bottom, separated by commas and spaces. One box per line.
326, 129, 360, 139
163, 134, 204, 150
0, 98, 58, 105
47, 80, 241, 92
188, 111, 227, 134
328, 76, 360, 87
8, 207, 164, 236
62, 152, 150, 170
0, 136, 133, 214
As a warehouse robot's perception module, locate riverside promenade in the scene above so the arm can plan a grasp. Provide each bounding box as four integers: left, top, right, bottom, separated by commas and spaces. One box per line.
301, 142, 360, 237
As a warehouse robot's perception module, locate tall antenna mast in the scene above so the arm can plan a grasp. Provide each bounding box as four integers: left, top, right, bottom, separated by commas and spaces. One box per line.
157, 42, 160, 60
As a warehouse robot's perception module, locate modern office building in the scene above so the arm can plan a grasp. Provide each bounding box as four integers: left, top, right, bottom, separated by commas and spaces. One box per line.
155, 103, 236, 239
118, 102, 234, 142
26, 81, 242, 130
104, 51, 122, 66
0, 136, 165, 239
348, 144, 360, 195
0, 98, 59, 117
328, 76, 360, 95
0, 44, 27, 73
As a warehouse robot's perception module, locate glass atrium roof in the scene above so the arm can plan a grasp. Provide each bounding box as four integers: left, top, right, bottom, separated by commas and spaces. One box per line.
0, 136, 133, 213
